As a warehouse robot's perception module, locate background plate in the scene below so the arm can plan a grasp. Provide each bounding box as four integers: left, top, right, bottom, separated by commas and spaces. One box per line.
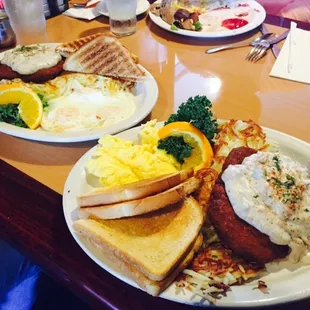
0, 44, 158, 143
149, 0, 266, 38
63, 122, 310, 307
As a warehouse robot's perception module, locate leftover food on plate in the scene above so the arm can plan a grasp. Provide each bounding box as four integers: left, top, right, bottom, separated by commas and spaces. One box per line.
151, 1, 256, 32
69, 95, 310, 303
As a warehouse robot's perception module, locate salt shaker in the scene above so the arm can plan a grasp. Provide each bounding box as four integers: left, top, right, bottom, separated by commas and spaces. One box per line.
0, 9, 16, 49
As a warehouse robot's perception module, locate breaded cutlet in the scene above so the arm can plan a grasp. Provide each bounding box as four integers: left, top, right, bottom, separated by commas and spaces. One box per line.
208, 147, 289, 265
0, 60, 64, 83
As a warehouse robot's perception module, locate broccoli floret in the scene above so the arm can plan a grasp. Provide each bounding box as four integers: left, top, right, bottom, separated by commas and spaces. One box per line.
165, 95, 218, 142
158, 136, 193, 164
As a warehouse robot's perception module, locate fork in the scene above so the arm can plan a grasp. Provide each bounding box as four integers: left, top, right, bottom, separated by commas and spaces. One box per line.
246, 40, 271, 62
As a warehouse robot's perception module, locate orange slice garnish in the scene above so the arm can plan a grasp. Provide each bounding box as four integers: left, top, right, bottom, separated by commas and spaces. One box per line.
0, 83, 43, 129
158, 121, 214, 171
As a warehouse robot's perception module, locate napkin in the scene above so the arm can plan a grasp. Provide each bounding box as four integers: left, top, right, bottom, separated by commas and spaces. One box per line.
270, 22, 310, 84
63, 0, 101, 20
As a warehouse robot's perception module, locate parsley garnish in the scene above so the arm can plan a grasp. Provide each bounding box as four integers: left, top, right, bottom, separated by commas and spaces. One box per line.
270, 175, 295, 189
0, 104, 27, 128
37, 93, 49, 110
283, 175, 295, 188
272, 155, 281, 171
165, 95, 218, 142
158, 136, 193, 164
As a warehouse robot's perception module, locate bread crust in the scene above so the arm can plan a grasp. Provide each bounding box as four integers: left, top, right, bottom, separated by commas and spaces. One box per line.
56, 33, 103, 58
78, 177, 201, 219
63, 35, 146, 80
85, 232, 203, 296
78, 169, 194, 207
74, 196, 204, 281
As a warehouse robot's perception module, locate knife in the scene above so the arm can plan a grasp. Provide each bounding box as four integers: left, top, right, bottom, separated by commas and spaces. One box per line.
261, 24, 289, 58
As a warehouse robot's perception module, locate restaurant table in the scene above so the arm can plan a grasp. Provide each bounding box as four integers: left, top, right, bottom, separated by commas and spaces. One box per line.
1, 8, 310, 310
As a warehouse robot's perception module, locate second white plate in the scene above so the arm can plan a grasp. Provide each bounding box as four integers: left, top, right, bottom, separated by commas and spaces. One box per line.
0, 43, 158, 143
149, 0, 266, 38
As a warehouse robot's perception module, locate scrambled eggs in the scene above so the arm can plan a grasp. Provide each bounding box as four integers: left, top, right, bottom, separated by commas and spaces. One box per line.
85, 120, 181, 188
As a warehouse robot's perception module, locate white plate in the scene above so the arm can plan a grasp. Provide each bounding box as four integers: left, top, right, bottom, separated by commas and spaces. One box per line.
149, 0, 266, 38
63, 122, 310, 307
0, 44, 158, 143
97, 0, 150, 17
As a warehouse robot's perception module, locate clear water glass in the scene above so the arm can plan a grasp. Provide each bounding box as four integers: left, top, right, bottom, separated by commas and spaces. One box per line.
3, 0, 47, 45
105, 0, 137, 37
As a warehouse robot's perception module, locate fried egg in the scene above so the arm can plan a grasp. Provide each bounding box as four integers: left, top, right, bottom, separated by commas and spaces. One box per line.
40, 74, 136, 132
0, 74, 136, 132
41, 90, 136, 132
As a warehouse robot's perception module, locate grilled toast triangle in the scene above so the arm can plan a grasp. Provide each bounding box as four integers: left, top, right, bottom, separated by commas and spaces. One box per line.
63, 34, 146, 80
56, 33, 103, 58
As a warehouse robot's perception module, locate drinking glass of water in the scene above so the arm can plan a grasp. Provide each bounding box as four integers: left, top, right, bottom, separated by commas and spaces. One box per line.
105, 0, 137, 37
3, 0, 47, 45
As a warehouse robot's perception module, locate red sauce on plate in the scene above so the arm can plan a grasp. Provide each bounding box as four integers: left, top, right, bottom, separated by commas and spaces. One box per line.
221, 18, 249, 30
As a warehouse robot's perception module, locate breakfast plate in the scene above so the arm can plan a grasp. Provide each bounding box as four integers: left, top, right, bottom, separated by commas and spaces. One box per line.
63, 122, 310, 307
149, 0, 266, 38
97, 0, 150, 17
0, 44, 158, 143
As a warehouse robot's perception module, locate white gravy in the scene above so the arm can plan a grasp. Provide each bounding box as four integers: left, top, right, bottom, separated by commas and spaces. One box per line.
1, 44, 61, 75
222, 152, 310, 264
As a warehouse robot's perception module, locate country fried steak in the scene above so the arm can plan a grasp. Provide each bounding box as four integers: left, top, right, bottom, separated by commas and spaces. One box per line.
0, 60, 64, 83
208, 147, 289, 265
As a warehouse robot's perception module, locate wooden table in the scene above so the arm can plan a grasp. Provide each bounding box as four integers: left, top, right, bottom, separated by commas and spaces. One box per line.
1, 10, 310, 310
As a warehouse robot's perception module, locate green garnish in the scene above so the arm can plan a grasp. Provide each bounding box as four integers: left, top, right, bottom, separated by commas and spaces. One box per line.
285, 174, 296, 187
194, 21, 202, 31
171, 24, 179, 31
158, 136, 193, 164
16, 45, 38, 52
14, 44, 46, 57
0, 104, 27, 128
37, 93, 49, 110
272, 155, 281, 171
270, 176, 295, 189
165, 95, 218, 142
253, 195, 259, 198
